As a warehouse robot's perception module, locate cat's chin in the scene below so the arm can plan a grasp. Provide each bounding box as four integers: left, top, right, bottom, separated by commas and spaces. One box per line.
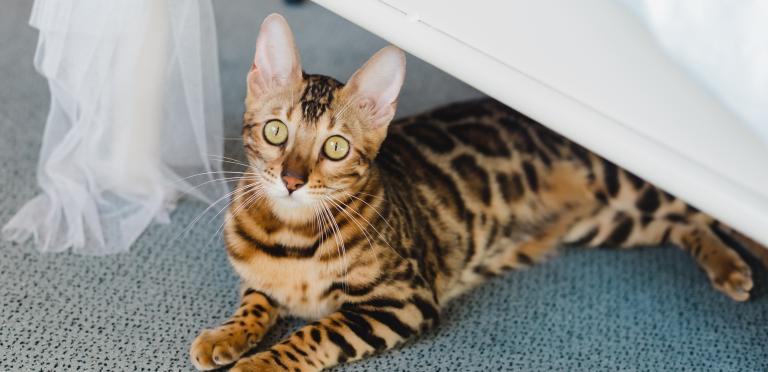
267, 193, 320, 224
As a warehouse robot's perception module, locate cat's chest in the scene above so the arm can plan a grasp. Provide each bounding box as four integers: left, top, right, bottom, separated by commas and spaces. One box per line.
230, 256, 340, 320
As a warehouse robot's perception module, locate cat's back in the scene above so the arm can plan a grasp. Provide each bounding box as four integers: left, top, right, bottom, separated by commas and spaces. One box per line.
382, 97, 574, 162
377, 97, 583, 193
376, 97, 524, 223
376, 98, 596, 299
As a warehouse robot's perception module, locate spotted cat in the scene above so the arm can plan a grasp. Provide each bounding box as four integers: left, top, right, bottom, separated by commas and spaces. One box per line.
190, 14, 766, 371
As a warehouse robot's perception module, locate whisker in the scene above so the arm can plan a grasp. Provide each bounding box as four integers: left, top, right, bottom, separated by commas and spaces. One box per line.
183, 175, 259, 193
178, 170, 259, 182
326, 186, 389, 205
348, 190, 386, 202
207, 182, 266, 246
210, 160, 252, 171
323, 196, 380, 268
207, 155, 253, 169
204, 182, 263, 228
314, 201, 332, 254
171, 180, 262, 243
328, 193, 407, 262
319, 198, 348, 284
208, 154, 248, 163
340, 190, 398, 234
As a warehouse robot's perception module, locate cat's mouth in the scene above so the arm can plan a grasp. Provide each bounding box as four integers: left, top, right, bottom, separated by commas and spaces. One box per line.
260, 180, 321, 221
265, 181, 310, 202
252, 172, 345, 224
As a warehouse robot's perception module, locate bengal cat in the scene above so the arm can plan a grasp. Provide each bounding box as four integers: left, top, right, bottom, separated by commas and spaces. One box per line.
190, 14, 766, 371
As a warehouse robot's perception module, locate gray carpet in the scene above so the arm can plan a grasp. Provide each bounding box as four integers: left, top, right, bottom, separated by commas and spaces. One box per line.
1, 1, 766, 371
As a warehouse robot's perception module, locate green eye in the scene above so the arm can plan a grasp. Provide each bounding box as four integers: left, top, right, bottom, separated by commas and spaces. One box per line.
323, 135, 350, 160
263, 119, 288, 145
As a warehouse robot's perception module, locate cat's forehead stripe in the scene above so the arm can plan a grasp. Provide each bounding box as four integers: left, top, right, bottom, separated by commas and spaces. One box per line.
299, 74, 343, 123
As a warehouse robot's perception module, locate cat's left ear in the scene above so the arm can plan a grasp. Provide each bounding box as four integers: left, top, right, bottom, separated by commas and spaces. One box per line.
343, 46, 406, 129
247, 13, 303, 98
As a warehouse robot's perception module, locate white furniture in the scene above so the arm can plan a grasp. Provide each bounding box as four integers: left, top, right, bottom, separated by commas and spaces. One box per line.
313, 0, 768, 246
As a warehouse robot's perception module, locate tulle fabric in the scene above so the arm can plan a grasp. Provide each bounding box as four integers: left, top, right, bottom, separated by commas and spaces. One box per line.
2, 0, 225, 254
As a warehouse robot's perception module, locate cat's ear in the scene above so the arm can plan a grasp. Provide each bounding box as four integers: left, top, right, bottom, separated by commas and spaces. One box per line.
247, 13, 302, 98
343, 46, 406, 129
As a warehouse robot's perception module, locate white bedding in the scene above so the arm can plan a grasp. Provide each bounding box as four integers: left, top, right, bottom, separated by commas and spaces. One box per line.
621, 0, 768, 143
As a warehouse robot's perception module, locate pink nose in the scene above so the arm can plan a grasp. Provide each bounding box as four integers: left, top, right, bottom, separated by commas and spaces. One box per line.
282, 175, 305, 193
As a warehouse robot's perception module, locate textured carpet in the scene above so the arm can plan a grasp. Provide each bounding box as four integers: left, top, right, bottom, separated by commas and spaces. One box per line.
1, 1, 766, 371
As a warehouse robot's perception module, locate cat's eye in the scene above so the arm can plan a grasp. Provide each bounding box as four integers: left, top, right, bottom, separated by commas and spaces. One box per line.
263, 119, 288, 145
323, 135, 350, 160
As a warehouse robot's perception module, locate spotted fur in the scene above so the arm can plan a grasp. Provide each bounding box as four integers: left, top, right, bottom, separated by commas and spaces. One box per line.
299, 74, 340, 123
191, 14, 765, 372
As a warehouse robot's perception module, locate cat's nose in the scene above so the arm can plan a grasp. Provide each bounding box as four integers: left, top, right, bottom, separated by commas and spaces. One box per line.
281, 172, 306, 194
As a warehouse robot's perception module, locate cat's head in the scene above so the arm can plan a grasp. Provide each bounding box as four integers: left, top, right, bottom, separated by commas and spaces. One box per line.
242, 14, 405, 223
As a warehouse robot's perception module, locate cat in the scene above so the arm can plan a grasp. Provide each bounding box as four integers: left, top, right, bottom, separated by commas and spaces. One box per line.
190, 13, 766, 372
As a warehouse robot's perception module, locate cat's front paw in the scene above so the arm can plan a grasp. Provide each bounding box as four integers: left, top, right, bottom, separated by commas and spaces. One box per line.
230, 355, 286, 372
190, 326, 260, 370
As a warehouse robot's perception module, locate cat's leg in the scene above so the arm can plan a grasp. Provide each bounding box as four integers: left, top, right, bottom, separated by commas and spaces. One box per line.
509, 206, 595, 266
230, 295, 439, 372
190, 287, 280, 370
668, 222, 755, 301
563, 181, 756, 301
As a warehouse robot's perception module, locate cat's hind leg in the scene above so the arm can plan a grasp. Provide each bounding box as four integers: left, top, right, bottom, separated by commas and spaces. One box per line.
563, 179, 757, 301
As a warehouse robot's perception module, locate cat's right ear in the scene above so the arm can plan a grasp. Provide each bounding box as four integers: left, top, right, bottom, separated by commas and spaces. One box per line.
342, 46, 406, 130
247, 13, 303, 99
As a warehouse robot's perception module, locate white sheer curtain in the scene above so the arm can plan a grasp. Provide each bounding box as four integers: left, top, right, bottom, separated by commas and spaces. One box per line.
2, 0, 225, 254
